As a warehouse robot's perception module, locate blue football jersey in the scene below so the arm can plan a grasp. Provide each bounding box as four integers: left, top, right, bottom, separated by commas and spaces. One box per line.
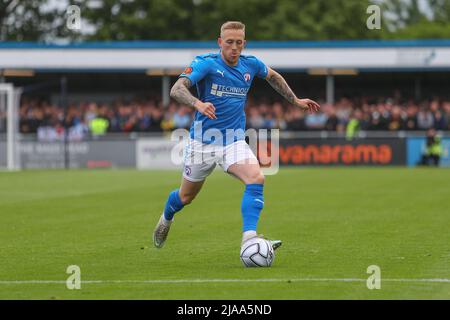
179, 52, 268, 145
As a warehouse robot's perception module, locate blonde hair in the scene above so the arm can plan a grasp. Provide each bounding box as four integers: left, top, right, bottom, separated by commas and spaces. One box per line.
220, 21, 245, 38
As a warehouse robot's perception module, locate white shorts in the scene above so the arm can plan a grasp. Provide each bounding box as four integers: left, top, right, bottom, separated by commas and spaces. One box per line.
182, 139, 258, 182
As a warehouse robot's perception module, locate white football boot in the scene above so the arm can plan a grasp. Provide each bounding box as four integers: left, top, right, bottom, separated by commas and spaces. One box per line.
269, 239, 282, 251
153, 214, 172, 248
242, 232, 282, 251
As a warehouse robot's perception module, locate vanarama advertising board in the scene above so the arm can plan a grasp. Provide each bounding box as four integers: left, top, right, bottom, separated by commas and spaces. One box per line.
258, 138, 406, 166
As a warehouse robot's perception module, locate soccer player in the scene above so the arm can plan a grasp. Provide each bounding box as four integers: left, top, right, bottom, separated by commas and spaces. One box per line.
153, 21, 320, 253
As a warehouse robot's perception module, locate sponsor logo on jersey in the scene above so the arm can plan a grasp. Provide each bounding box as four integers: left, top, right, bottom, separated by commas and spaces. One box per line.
210, 83, 249, 98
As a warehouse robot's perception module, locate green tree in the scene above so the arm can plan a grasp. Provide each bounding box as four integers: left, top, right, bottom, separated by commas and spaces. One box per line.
0, 0, 64, 41
380, 0, 427, 29
393, 20, 450, 39
194, 0, 383, 40
79, 0, 381, 41
429, 0, 450, 22
1, 0, 449, 42
78, 0, 199, 40
379, 0, 450, 39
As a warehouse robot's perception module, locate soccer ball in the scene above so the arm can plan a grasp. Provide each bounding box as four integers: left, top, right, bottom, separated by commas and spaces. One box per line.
240, 237, 274, 267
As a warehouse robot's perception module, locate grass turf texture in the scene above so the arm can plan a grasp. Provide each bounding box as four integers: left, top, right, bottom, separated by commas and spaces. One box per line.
0, 168, 449, 299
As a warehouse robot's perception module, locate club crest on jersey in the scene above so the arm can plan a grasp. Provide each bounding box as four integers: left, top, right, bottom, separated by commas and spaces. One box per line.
244, 73, 251, 82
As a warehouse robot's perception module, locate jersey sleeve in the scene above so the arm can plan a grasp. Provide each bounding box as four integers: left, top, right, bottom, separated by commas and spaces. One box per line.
179, 57, 211, 86
252, 56, 269, 79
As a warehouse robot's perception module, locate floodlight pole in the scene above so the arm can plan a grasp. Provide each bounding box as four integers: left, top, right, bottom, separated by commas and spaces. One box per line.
415, 77, 421, 101
2, 83, 20, 170
162, 75, 170, 108
326, 72, 335, 105
6, 84, 15, 170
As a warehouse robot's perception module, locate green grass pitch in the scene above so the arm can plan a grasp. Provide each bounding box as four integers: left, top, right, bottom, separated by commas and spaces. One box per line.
0, 168, 449, 299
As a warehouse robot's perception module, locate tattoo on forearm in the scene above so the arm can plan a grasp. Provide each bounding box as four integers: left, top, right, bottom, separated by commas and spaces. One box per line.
170, 77, 197, 107
266, 71, 296, 104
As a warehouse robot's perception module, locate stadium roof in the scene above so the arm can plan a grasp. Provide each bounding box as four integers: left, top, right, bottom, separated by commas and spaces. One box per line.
1, 39, 450, 49
1, 40, 450, 72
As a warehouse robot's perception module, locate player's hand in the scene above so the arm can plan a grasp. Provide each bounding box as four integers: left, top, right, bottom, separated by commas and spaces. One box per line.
295, 98, 320, 113
195, 101, 217, 119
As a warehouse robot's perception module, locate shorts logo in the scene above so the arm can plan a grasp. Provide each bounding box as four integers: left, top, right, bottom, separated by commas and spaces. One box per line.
183, 67, 193, 75
184, 165, 192, 176
244, 73, 251, 82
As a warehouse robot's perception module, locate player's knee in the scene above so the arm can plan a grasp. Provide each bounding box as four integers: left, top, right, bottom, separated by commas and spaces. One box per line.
256, 173, 265, 185
179, 192, 196, 205
248, 171, 265, 185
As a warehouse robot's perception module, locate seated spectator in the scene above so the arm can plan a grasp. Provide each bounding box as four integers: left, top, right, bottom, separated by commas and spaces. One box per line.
69, 120, 89, 141
149, 106, 163, 132
388, 106, 406, 131
12, 94, 450, 136
323, 104, 338, 131
247, 107, 265, 129
173, 106, 192, 129
433, 110, 447, 131
106, 107, 121, 132
444, 102, 450, 131
135, 106, 151, 132
285, 108, 306, 131
405, 104, 418, 130
85, 102, 98, 126
305, 112, 328, 130
346, 109, 364, 140
90, 116, 109, 136
272, 102, 287, 130
335, 98, 352, 126
368, 103, 390, 130
417, 106, 434, 130
37, 122, 64, 142
161, 103, 177, 131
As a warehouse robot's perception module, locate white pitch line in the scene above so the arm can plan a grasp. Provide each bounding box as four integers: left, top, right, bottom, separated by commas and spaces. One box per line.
0, 278, 450, 284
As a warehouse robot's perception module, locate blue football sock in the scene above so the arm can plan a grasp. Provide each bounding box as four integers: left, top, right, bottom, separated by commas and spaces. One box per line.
163, 189, 184, 220
241, 184, 264, 232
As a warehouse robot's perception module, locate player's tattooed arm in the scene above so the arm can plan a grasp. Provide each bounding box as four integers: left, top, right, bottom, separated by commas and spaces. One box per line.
265, 68, 297, 104
170, 77, 198, 107
265, 67, 320, 113
170, 77, 217, 119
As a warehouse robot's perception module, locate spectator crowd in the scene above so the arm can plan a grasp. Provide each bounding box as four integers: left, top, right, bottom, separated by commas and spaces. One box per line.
1, 95, 449, 141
